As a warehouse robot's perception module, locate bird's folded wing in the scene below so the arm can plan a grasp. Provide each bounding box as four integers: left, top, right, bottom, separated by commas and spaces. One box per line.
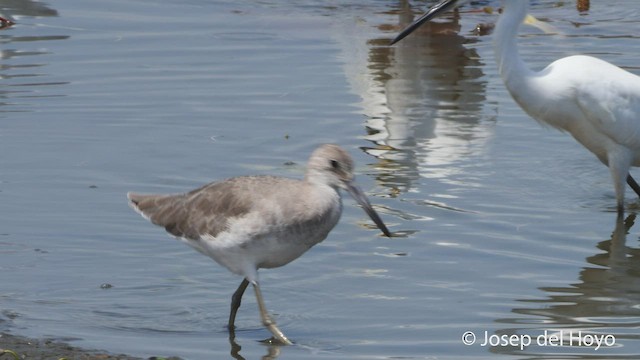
575, 83, 640, 149
128, 180, 254, 240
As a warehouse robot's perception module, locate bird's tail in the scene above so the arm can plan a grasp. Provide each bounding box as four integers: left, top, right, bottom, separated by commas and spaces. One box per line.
127, 192, 181, 222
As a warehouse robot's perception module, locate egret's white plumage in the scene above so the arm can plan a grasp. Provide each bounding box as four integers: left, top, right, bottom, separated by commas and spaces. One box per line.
392, 0, 640, 212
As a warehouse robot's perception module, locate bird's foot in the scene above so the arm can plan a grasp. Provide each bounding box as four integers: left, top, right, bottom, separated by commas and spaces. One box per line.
262, 320, 292, 345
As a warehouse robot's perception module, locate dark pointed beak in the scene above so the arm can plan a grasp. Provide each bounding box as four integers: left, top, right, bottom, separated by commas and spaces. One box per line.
346, 182, 391, 237
390, 0, 460, 45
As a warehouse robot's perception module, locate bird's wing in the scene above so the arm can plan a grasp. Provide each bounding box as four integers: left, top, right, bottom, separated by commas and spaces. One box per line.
128, 179, 254, 241
574, 71, 640, 150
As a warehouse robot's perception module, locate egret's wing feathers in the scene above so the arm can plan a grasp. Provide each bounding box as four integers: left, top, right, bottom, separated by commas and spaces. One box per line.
575, 76, 640, 150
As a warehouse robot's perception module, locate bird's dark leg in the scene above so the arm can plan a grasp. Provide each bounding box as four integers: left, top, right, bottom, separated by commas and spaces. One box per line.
627, 174, 640, 198
228, 278, 250, 330
617, 203, 625, 217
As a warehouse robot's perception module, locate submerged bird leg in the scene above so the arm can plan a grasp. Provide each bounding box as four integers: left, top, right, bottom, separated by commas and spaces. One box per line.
252, 281, 293, 345
228, 278, 250, 329
626, 174, 640, 198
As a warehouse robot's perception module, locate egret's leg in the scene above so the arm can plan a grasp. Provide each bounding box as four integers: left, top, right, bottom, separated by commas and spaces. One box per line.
627, 174, 640, 198
252, 281, 292, 345
608, 152, 632, 213
228, 278, 250, 329
613, 174, 626, 213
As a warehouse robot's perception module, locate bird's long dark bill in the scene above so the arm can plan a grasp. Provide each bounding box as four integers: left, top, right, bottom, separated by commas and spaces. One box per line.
390, 0, 460, 45
346, 183, 392, 237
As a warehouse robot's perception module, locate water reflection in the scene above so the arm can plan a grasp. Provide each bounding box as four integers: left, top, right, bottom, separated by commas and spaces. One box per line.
493, 214, 640, 358
229, 331, 280, 360
337, 0, 494, 196
228, 332, 281, 360
0, 0, 67, 112
0, 0, 58, 18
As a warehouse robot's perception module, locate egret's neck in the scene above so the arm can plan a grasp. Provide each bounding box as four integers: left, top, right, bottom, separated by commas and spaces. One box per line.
493, 0, 533, 89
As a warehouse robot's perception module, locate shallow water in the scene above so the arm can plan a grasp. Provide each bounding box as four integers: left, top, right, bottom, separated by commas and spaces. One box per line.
2, 0, 640, 359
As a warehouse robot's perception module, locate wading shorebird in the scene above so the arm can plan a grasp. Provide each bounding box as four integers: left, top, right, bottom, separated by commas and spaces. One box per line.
392, 0, 640, 213
128, 144, 391, 344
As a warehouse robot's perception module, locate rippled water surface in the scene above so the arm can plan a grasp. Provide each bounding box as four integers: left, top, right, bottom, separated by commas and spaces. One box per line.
2, 0, 640, 359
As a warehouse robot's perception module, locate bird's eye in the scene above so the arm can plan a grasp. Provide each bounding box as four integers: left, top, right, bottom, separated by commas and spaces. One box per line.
330, 159, 340, 170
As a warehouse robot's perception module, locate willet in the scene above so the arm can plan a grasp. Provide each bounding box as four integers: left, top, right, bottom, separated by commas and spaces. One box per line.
127, 144, 391, 344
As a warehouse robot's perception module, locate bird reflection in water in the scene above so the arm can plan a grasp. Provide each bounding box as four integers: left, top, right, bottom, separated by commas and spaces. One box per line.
228, 330, 281, 360
492, 214, 640, 356
347, 0, 493, 198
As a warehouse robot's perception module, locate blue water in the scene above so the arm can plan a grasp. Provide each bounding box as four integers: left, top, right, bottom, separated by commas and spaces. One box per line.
2, 0, 640, 359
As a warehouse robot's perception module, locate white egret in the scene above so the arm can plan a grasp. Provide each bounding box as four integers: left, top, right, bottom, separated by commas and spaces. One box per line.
391, 0, 640, 213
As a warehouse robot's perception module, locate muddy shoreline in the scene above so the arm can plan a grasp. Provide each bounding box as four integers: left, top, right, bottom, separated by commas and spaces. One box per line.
0, 332, 181, 360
